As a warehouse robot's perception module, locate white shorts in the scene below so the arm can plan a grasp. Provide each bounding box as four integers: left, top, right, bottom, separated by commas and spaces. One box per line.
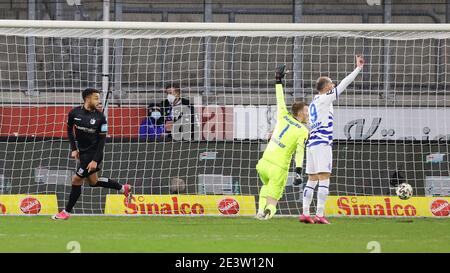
306, 145, 333, 174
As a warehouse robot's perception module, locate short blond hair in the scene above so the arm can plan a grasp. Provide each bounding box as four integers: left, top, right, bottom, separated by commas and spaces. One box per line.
291, 101, 308, 116
316, 76, 332, 91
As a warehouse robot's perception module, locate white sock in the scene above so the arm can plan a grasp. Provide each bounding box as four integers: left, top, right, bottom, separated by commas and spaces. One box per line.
120, 185, 124, 193
302, 179, 318, 216
316, 179, 330, 217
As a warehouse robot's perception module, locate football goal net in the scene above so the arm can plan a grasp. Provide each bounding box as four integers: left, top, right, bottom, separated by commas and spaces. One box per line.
0, 21, 449, 215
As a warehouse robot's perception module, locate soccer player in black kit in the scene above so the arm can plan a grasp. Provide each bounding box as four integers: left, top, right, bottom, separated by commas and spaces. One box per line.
52, 88, 132, 220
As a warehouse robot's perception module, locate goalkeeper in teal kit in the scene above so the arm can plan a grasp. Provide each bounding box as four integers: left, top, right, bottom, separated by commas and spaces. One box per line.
256, 65, 309, 220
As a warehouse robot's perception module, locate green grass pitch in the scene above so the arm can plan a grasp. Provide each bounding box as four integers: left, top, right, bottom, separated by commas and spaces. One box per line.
0, 216, 449, 253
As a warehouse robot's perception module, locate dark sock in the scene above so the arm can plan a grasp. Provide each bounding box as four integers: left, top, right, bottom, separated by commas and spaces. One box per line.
65, 185, 82, 213
95, 177, 122, 191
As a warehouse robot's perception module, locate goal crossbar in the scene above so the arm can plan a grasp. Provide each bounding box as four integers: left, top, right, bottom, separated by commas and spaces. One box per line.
0, 20, 449, 32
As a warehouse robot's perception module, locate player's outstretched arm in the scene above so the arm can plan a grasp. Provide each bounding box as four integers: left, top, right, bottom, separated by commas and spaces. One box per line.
335, 55, 365, 97
275, 64, 288, 117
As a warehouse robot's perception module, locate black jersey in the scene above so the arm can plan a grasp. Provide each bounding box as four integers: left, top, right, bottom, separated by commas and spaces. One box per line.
67, 105, 107, 154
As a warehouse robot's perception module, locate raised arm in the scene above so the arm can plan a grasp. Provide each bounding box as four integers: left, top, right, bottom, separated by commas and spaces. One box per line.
275, 64, 289, 118
335, 55, 365, 98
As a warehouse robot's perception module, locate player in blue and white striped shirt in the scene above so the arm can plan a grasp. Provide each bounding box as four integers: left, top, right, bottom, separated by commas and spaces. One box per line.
300, 55, 365, 224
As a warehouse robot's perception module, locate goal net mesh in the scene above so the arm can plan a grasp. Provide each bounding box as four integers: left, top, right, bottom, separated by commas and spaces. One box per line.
0, 26, 449, 215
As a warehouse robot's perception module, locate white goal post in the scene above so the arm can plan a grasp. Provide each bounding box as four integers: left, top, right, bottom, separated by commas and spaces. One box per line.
1, 20, 450, 31
0, 20, 449, 216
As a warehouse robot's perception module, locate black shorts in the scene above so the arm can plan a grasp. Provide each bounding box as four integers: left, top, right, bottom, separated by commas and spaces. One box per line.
75, 151, 102, 178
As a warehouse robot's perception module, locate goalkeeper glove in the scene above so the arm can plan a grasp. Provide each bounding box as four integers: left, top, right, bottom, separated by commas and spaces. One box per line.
293, 167, 303, 186
275, 64, 286, 84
